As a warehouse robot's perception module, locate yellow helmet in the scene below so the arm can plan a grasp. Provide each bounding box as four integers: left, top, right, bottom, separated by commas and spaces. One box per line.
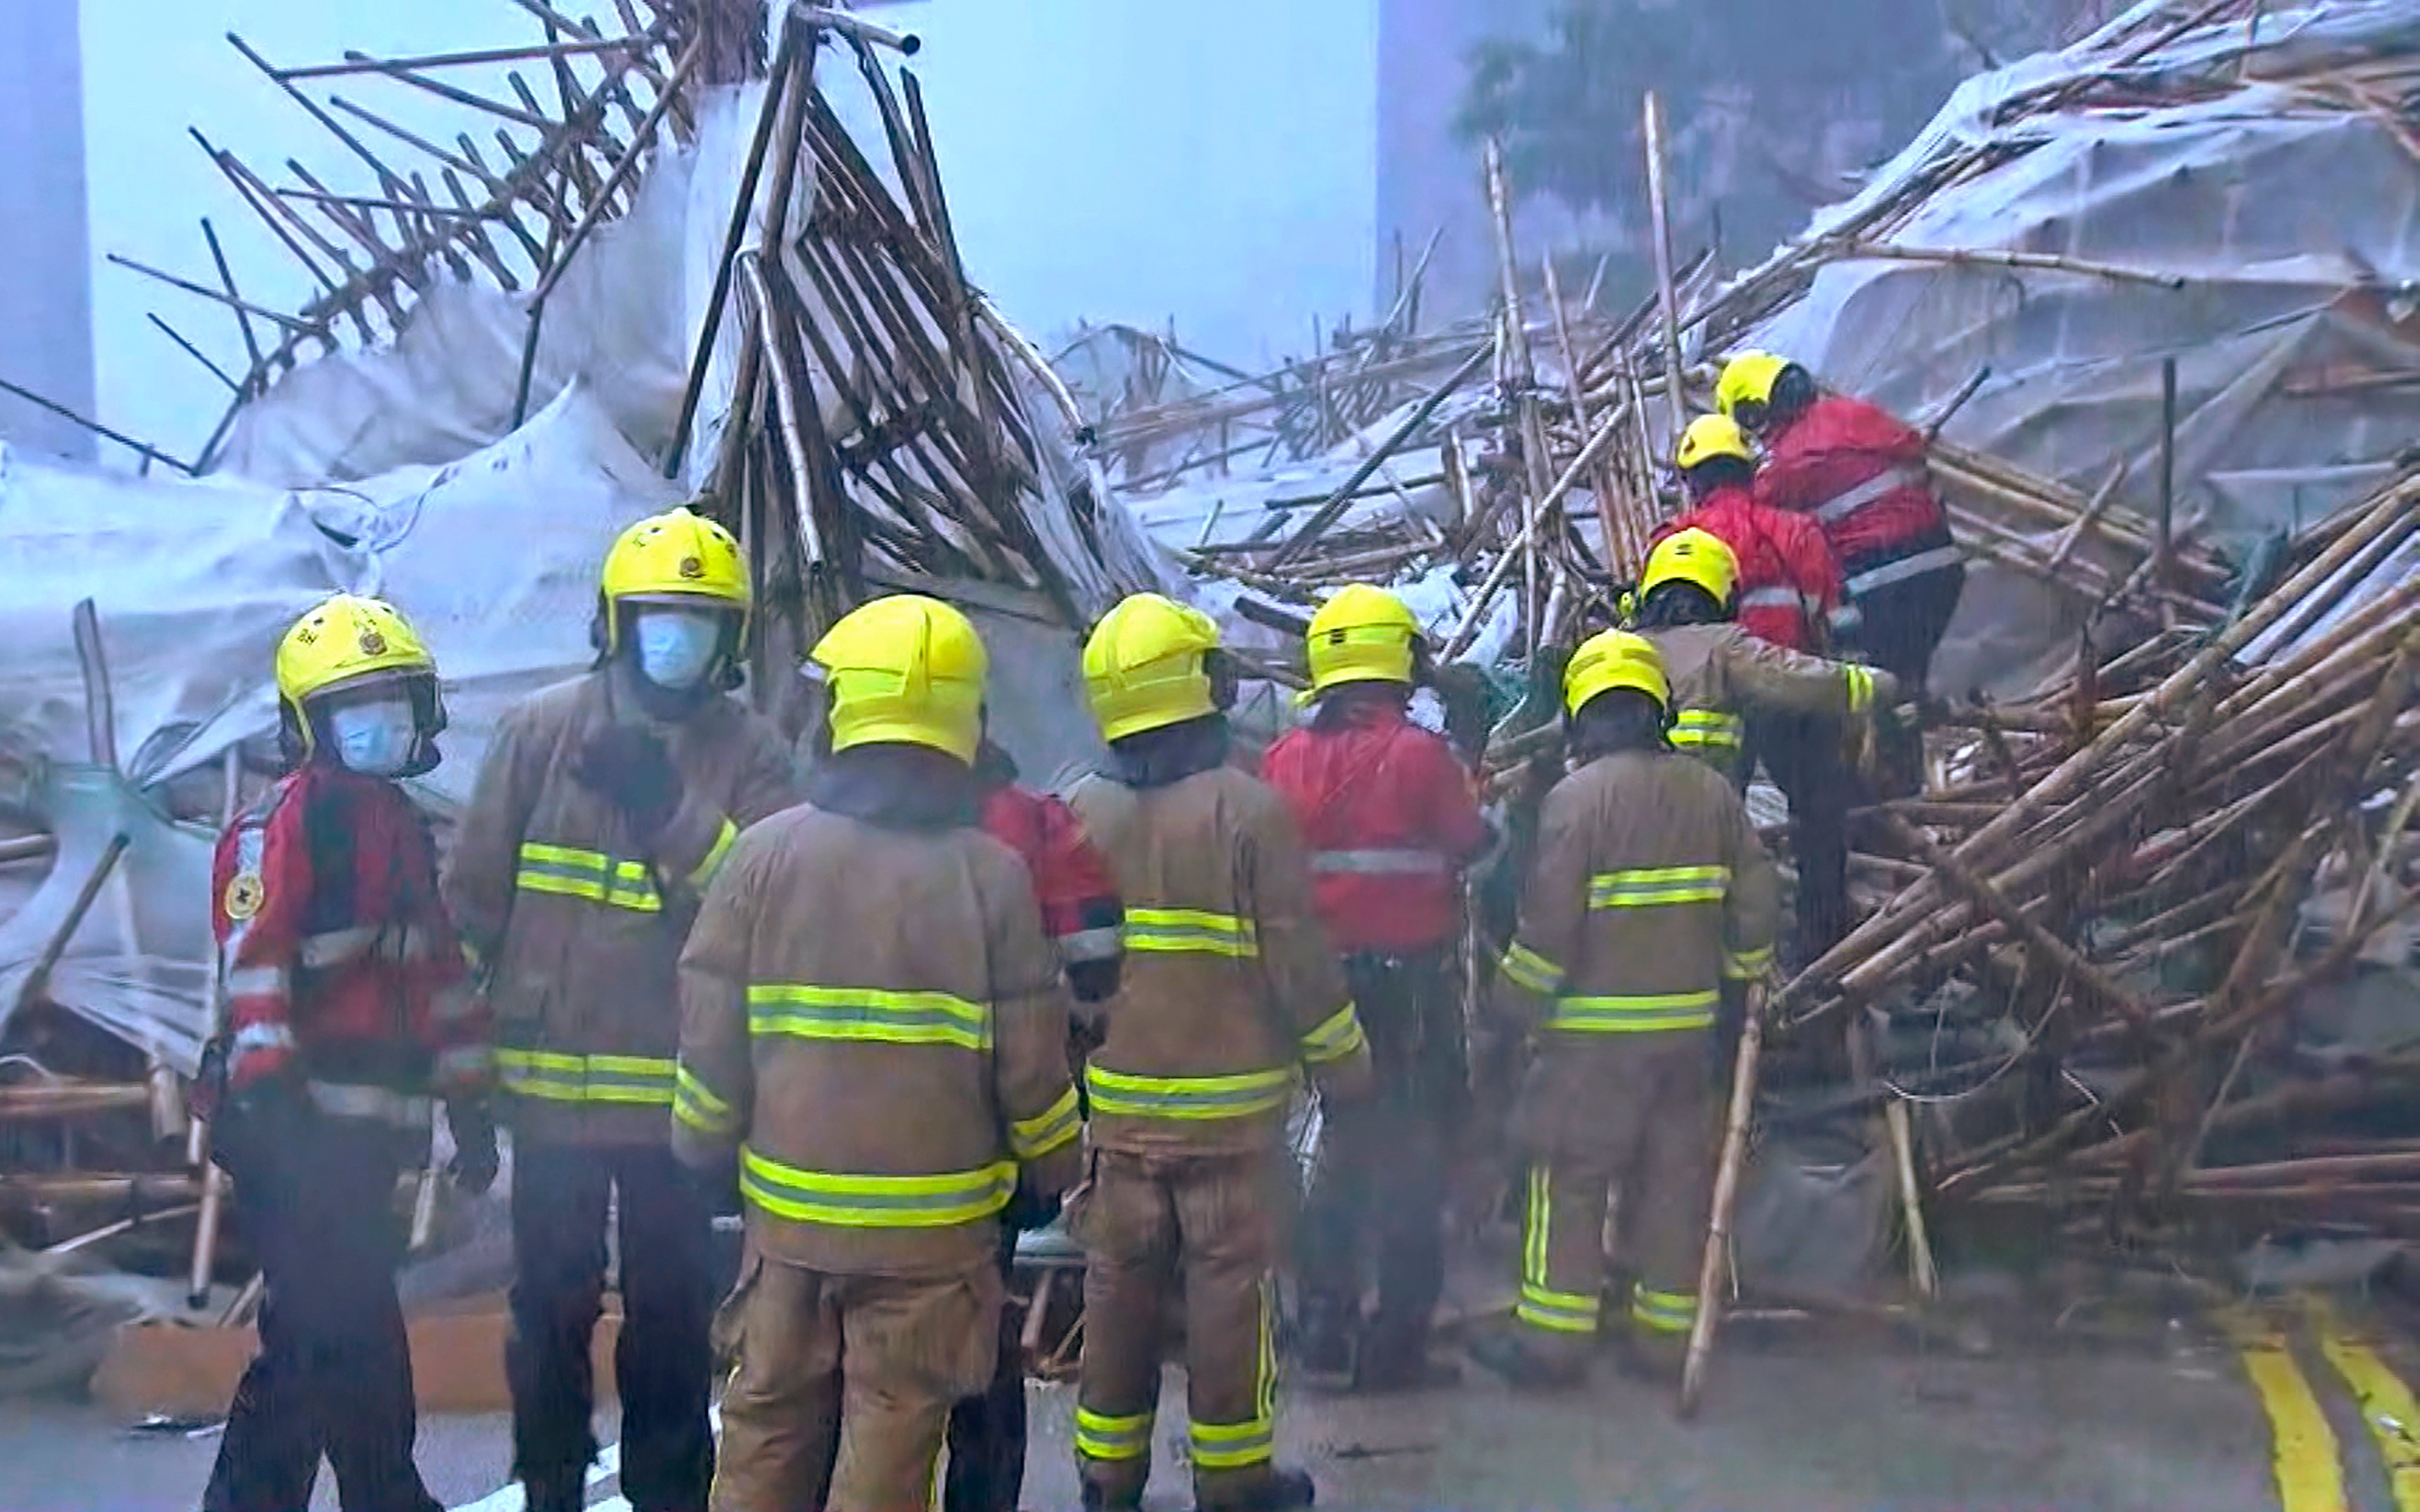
1306, 583, 1422, 695
274, 594, 444, 764
1641, 527, 1740, 608
1676, 414, 1754, 472
1084, 593, 1224, 743
1715, 351, 1791, 420
809, 594, 989, 763
598, 505, 750, 651
1563, 629, 1669, 718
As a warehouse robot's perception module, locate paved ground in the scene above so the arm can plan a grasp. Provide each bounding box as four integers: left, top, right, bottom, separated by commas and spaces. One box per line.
6, 1291, 2412, 1512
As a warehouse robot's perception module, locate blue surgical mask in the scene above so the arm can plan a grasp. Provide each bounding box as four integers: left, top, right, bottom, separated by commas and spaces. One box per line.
328, 697, 419, 778
634, 607, 724, 691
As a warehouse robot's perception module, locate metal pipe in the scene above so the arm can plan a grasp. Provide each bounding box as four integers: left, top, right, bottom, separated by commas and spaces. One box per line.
789, 4, 920, 55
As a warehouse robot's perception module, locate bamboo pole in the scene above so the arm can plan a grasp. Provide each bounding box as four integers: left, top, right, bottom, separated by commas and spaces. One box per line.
1642, 92, 1688, 444
1679, 985, 1764, 1419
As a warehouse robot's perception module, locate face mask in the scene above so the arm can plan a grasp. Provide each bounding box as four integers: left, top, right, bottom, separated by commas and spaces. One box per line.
634, 607, 723, 691
328, 697, 419, 778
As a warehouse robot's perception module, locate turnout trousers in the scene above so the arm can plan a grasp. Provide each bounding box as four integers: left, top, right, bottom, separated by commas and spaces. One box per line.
202, 1116, 440, 1512
1074, 1148, 1286, 1510
1512, 1035, 1713, 1364
1294, 949, 1463, 1376
709, 1248, 1002, 1512
1744, 709, 1852, 963
1850, 559, 1965, 796
942, 1229, 1028, 1512
509, 1141, 715, 1512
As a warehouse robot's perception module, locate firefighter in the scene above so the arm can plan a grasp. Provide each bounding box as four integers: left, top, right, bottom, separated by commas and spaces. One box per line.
943, 736, 1125, 1512
1467, 630, 1776, 1391
1719, 352, 1967, 789
1657, 414, 1841, 655
1262, 584, 1490, 1392
1068, 593, 1373, 1512
200, 594, 490, 1512
1634, 520, 1896, 957
672, 594, 1083, 1512
446, 506, 800, 1512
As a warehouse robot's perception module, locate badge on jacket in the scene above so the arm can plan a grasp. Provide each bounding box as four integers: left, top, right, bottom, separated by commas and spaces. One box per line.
223, 871, 264, 921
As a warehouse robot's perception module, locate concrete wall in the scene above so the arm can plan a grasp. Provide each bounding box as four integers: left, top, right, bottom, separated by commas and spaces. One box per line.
0, 2, 96, 462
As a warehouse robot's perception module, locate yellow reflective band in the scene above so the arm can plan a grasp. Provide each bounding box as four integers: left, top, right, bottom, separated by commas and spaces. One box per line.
1844, 665, 1876, 714
1074, 1407, 1153, 1462
686, 816, 739, 891
1725, 944, 1776, 980
747, 983, 993, 1052
1672, 709, 1743, 751
495, 1048, 678, 1104
1589, 864, 1732, 909
1523, 1166, 1551, 1287
1123, 906, 1260, 958
1499, 941, 1564, 995
514, 841, 663, 913
1189, 1416, 1276, 1470
1298, 1003, 1368, 1065
1517, 1282, 1604, 1334
1631, 1284, 1697, 1334
738, 1148, 1014, 1228
1010, 1085, 1082, 1160
1546, 991, 1720, 1033
1085, 1064, 1295, 1121
674, 1064, 739, 1135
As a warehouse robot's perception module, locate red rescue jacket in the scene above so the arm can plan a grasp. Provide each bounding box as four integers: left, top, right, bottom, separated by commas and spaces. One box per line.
1260, 696, 1490, 954
978, 777, 1124, 1001
1756, 394, 1959, 606
1656, 484, 1841, 652
211, 763, 489, 1127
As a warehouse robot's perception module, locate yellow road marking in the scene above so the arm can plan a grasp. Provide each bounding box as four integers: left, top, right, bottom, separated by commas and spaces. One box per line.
2310, 1297, 2420, 1512
2229, 1314, 2349, 1512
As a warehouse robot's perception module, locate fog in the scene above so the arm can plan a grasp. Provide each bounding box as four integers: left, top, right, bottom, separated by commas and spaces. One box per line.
79, 0, 1379, 463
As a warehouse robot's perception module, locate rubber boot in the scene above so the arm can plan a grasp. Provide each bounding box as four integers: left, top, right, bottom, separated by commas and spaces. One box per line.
1353, 1327, 1461, 1395
1083, 1482, 1144, 1512
1198, 1465, 1316, 1512
1465, 1324, 1587, 1393
1291, 1298, 1356, 1381
523, 1475, 587, 1512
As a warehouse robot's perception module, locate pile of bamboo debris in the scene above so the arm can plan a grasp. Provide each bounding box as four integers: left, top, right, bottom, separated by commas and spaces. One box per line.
1789, 473, 2420, 1243
1084, 3, 2420, 1264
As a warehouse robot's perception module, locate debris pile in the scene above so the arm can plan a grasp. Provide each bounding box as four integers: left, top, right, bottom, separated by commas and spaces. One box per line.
1087, 0, 2420, 1275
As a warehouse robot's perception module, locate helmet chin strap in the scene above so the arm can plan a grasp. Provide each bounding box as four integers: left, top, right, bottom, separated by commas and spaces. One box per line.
617, 651, 716, 721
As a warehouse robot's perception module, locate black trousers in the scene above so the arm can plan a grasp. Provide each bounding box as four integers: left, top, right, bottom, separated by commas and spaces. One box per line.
1746, 710, 1851, 962
1295, 948, 1465, 1370
509, 1141, 715, 1512
1851, 560, 1966, 796
942, 1231, 1026, 1512
203, 1117, 439, 1512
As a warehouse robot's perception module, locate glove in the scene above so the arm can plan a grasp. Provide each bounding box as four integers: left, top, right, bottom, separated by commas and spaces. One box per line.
575, 725, 684, 845
1003, 1183, 1063, 1234
213, 1072, 316, 1182
677, 1152, 744, 1218
446, 1098, 500, 1197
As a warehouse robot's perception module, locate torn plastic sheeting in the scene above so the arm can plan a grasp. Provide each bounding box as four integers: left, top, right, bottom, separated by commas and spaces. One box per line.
153, 385, 685, 807
0, 765, 214, 1074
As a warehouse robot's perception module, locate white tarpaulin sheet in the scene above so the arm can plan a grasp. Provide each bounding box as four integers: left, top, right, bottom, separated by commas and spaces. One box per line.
0, 384, 680, 1062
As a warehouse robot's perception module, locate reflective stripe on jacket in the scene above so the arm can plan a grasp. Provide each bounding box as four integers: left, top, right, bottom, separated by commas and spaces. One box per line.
673, 801, 1081, 1275
1070, 765, 1373, 1155
1642, 623, 1885, 780
1656, 486, 1841, 652
1755, 394, 1950, 570
211, 764, 486, 1104
1261, 701, 1490, 953
1493, 748, 1777, 1155
444, 669, 800, 1147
